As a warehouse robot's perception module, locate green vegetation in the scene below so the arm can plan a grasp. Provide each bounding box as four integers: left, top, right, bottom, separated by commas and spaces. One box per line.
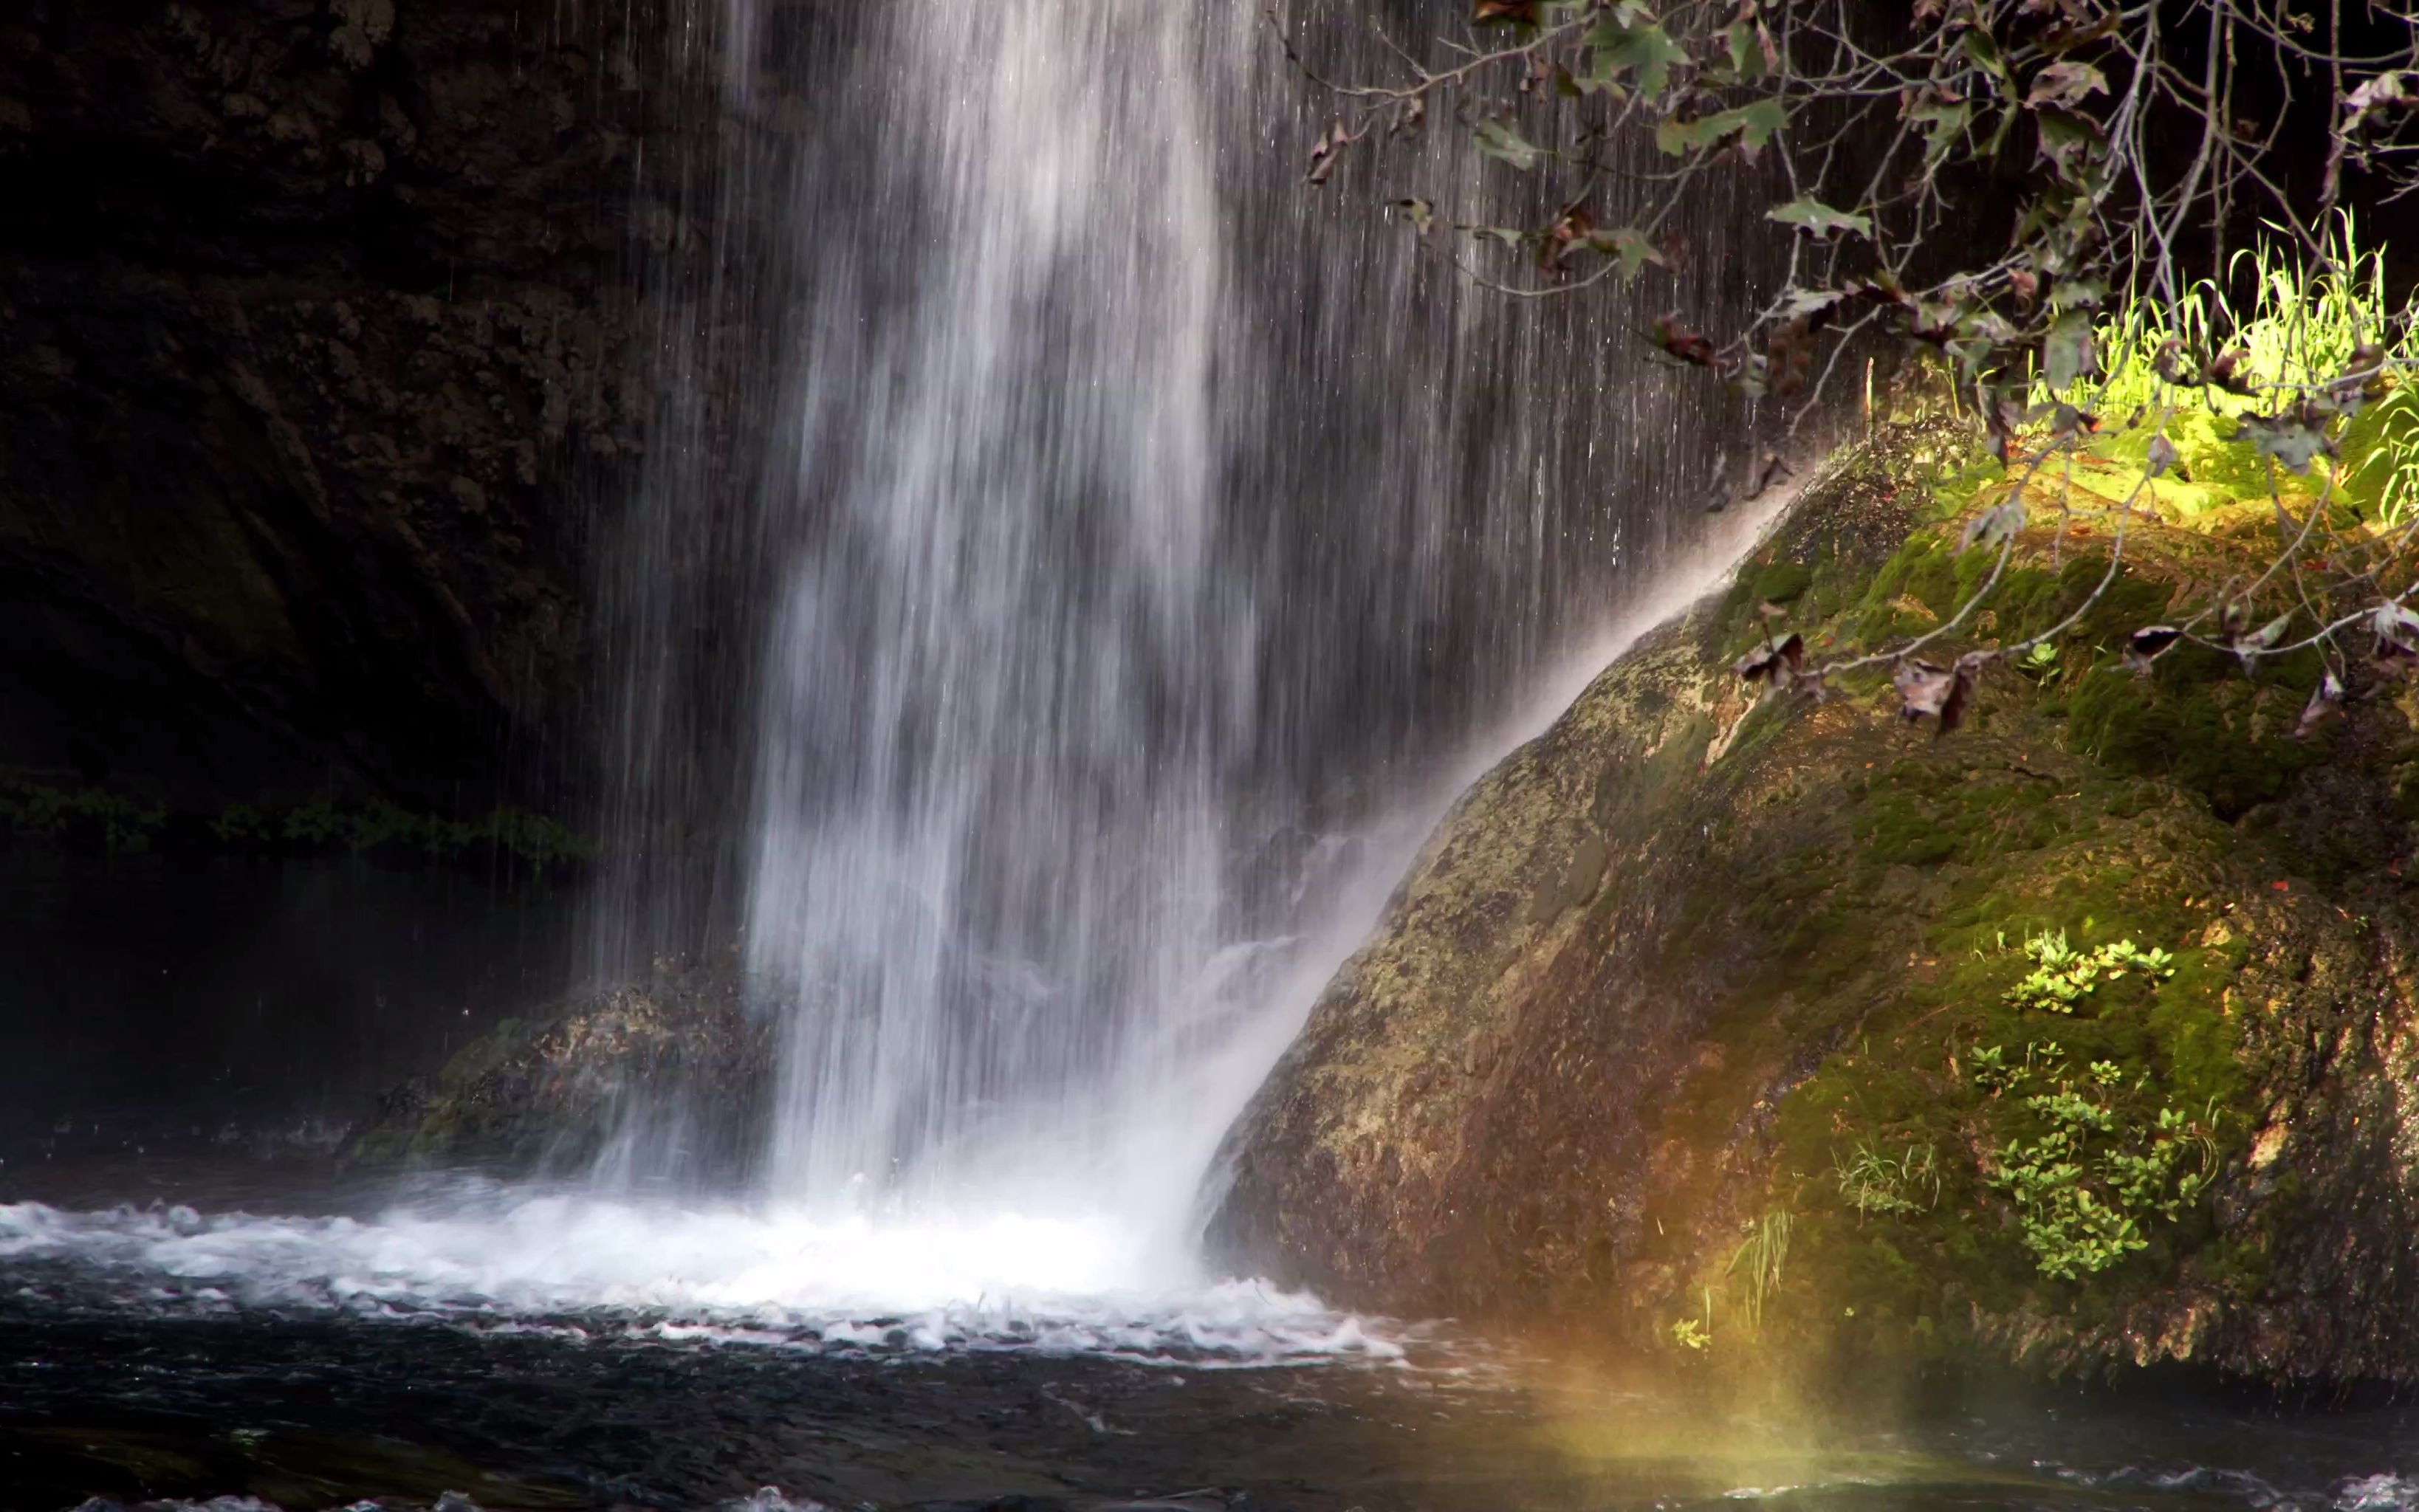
1237, 382, 2412, 1389
1292, 4, 2419, 751
1977, 1042, 2212, 1280
1287, 0, 2419, 513
0, 783, 167, 853
2040, 219, 2411, 413
2028, 216, 2419, 526
0, 776, 592, 870
1727, 1210, 1793, 1331
1833, 1143, 1940, 1220
1745, 703, 2257, 1326
1613, 391, 2387, 1384
1670, 1281, 1720, 1352
2004, 929, 2176, 1015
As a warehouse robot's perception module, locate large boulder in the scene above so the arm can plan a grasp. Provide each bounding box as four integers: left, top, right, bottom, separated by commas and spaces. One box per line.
1209, 410, 2419, 1386
351, 956, 773, 1183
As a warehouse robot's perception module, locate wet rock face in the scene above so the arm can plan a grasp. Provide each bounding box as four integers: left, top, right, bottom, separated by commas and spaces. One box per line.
0, 0, 684, 806
1204, 474, 1901, 1324
1204, 552, 1826, 1323
352, 959, 774, 1182
1208, 427, 2419, 1387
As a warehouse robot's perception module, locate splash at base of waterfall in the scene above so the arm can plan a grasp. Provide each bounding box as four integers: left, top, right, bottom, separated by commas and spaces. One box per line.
0, 1184, 1402, 1367
12, 1178, 2419, 1512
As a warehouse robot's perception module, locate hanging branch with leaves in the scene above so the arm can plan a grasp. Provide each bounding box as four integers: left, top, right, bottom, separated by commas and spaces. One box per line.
1272, 0, 2419, 732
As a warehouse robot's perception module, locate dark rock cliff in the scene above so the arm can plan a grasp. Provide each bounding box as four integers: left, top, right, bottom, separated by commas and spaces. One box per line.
0, 0, 699, 810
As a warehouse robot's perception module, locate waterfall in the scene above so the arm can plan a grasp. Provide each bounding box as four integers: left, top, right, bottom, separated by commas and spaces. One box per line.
743, 5, 1240, 1220
594, 0, 1782, 1250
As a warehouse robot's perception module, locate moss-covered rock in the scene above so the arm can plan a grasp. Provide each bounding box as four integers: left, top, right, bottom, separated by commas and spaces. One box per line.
351, 956, 772, 1182
1208, 408, 2419, 1391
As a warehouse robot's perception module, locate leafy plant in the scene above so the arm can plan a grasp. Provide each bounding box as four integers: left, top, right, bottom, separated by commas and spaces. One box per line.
1667, 1282, 1719, 1351
1280, 2, 2419, 731
2005, 929, 2178, 1015
1835, 1141, 1941, 1219
2008, 928, 2097, 1012
1966, 1043, 2014, 1093
1980, 1042, 2212, 1280
2352, 391, 2419, 527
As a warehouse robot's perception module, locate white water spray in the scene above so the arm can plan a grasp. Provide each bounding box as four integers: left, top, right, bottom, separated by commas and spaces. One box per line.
741, 3, 1243, 1226
718, 0, 1797, 1262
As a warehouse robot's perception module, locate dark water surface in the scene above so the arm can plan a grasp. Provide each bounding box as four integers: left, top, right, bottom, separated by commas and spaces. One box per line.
7, 1169, 2419, 1512
9, 1291, 2419, 1512
0, 850, 574, 1166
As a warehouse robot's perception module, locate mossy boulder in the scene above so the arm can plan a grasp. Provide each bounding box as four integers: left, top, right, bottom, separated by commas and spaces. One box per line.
1208, 413, 2419, 1389
351, 956, 772, 1183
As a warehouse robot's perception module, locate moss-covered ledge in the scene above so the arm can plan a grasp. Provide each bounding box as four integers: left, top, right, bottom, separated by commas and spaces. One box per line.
1207, 398, 2419, 1393
0, 773, 594, 871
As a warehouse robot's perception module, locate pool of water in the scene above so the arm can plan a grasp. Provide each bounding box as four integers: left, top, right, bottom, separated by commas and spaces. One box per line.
0, 850, 574, 1169
8, 1166, 2419, 1512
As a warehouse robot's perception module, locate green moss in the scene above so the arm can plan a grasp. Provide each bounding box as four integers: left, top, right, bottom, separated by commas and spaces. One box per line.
2066, 662, 2321, 819
1902, 542, 1963, 619
2082, 407, 2299, 514
1245, 397, 2412, 1394
0, 774, 593, 871
1627, 420, 2343, 1375
1752, 560, 1816, 605
1759, 794, 2254, 1342
1930, 456, 2007, 514
0, 782, 167, 853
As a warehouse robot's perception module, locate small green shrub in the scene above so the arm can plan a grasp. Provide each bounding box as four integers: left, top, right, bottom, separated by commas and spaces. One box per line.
2005, 928, 2178, 1014
210, 803, 270, 844
1668, 1282, 1718, 1352
1980, 1041, 2212, 1280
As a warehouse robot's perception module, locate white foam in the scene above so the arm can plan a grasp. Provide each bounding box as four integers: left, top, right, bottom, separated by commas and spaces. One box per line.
2340, 1474, 2419, 1511
0, 1187, 1399, 1367
721, 1494, 834, 1512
